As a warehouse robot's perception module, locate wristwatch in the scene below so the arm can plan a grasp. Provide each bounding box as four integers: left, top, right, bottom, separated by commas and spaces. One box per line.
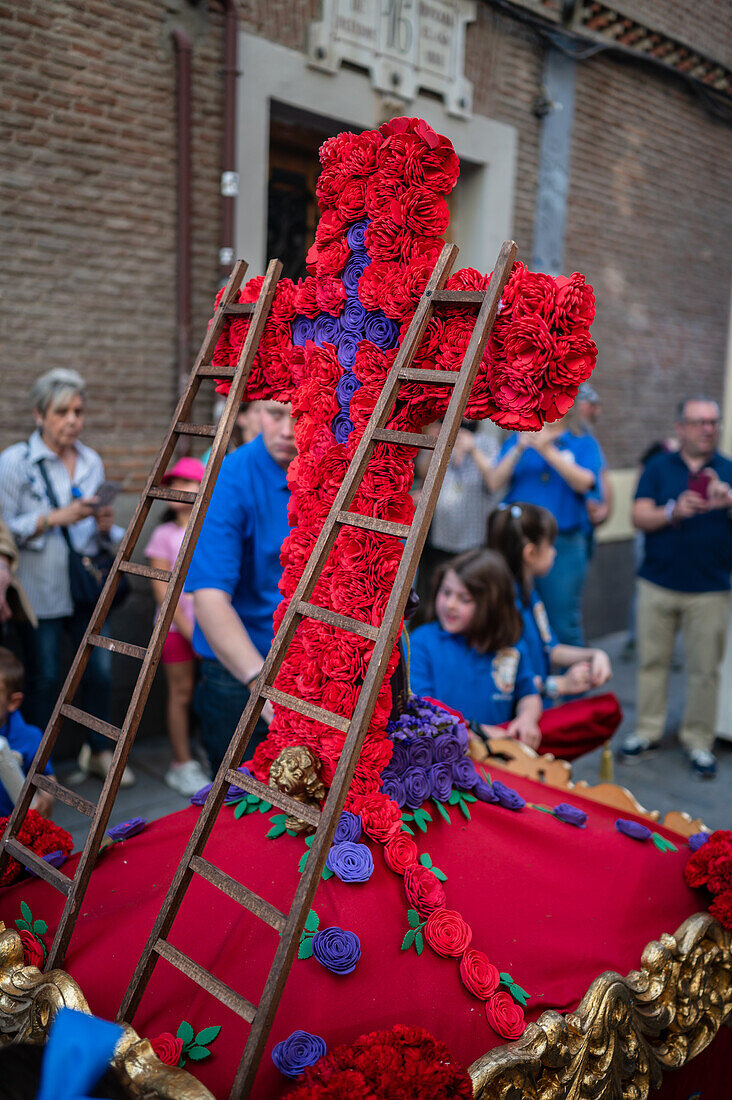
544, 676, 560, 700
664, 499, 677, 524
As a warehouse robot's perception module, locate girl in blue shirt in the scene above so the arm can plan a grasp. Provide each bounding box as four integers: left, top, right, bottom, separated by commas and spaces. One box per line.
486, 503, 612, 703
408, 549, 542, 749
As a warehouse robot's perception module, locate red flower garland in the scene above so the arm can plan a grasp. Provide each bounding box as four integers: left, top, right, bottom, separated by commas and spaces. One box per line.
685, 830, 732, 929
0, 810, 73, 887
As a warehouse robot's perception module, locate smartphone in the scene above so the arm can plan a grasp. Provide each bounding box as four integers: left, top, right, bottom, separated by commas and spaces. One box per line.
93, 480, 120, 508
688, 471, 712, 499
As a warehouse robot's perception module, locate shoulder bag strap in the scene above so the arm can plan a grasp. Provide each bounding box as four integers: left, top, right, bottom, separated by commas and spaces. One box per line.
37, 460, 74, 552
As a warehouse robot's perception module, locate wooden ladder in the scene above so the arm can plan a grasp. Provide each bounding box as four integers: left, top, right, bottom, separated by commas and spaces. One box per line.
0, 258, 283, 970
118, 240, 517, 1098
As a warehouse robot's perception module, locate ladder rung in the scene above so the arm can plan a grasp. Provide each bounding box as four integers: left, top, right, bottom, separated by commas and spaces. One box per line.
147, 485, 199, 505
33, 774, 95, 817
5, 838, 71, 894
175, 422, 217, 438
59, 703, 121, 743
431, 290, 485, 305
372, 428, 437, 449
260, 685, 350, 734
154, 939, 256, 1021
223, 303, 255, 316
225, 770, 321, 828
118, 560, 172, 583
337, 511, 411, 539
398, 367, 459, 386
295, 601, 380, 642
88, 635, 147, 661
190, 856, 287, 933
197, 364, 235, 378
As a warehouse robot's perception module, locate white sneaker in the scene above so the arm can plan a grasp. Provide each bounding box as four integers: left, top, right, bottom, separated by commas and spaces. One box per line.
67, 745, 136, 788
165, 759, 210, 797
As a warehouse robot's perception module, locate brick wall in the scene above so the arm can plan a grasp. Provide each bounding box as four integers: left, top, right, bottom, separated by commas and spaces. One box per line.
614, 1, 732, 68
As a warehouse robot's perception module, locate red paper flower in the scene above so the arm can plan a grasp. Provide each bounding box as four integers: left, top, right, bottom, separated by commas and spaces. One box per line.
351, 793, 402, 843
150, 1033, 184, 1066
484, 991, 526, 1040
460, 949, 500, 1000
383, 834, 418, 875
709, 888, 732, 930
18, 929, 44, 968
404, 864, 446, 916
424, 909, 472, 957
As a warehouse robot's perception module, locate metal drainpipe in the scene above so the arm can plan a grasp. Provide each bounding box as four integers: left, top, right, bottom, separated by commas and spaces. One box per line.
219, 0, 239, 284
171, 28, 192, 406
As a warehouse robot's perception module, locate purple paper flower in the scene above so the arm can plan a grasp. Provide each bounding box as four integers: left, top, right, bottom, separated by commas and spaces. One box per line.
474, 776, 499, 803
292, 316, 315, 346
402, 765, 431, 810
272, 1030, 327, 1078
452, 757, 478, 790
326, 841, 374, 883
428, 762, 453, 802
106, 817, 147, 842
380, 771, 406, 807
388, 741, 410, 776
335, 371, 361, 408
342, 256, 369, 295
455, 722, 470, 753
553, 803, 587, 828
432, 731, 461, 765
616, 818, 652, 841
314, 314, 341, 346
311, 926, 361, 975
346, 220, 368, 252
332, 411, 355, 445
333, 810, 362, 845
364, 310, 399, 350
336, 332, 360, 371
341, 298, 367, 334
689, 832, 711, 853
491, 781, 526, 812
43, 849, 67, 868
406, 737, 434, 769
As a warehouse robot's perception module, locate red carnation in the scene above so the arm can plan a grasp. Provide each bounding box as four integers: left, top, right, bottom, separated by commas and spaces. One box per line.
404, 864, 446, 916
460, 949, 500, 1000
337, 177, 367, 222
316, 237, 351, 278
315, 276, 347, 316
484, 991, 526, 1040
502, 314, 558, 376
352, 343, 392, 386
384, 834, 419, 875
294, 277, 320, 318
378, 131, 424, 179
365, 173, 407, 221
364, 217, 406, 263
19, 929, 44, 968
269, 278, 297, 323
356, 262, 396, 313
551, 331, 597, 386
150, 1033, 184, 1067
555, 271, 595, 331
709, 888, 732, 930
424, 908, 472, 957
351, 792, 402, 842
392, 186, 449, 238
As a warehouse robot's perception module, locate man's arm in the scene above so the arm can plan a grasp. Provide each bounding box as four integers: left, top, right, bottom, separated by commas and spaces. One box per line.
632, 492, 706, 532
193, 589, 264, 684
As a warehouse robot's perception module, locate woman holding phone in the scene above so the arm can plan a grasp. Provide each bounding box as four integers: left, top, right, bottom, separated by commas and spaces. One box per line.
0, 369, 135, 787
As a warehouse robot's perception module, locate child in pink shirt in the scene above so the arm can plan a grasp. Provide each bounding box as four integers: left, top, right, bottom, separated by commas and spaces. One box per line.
145, 457, 209, 797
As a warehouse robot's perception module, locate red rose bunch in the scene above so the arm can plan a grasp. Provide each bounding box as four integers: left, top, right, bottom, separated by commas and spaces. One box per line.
484, 990, 526, 1041
404, 864, 446, 916
460, 948, 500, 1000
150, 1033, 184, 1067
424, 908, 472, 957
285, 1023, 473, 1100
684, 830, 732, 930
383, 833, 418, 875
0, 810, 73, 886
18, 929, 45, 968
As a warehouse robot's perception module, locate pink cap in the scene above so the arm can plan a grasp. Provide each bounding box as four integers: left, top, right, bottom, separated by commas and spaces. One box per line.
162, 456, 206, 484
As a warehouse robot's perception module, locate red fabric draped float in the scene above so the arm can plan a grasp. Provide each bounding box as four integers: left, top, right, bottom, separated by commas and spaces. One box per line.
0, 765, 719, 1098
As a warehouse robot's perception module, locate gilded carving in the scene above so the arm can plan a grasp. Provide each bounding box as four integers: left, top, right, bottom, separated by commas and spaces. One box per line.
269, 745, 326, 833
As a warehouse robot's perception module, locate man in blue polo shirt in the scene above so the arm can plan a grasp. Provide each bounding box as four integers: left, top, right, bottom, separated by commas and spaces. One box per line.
620, 397, 732, 778
186, 401, 295, 774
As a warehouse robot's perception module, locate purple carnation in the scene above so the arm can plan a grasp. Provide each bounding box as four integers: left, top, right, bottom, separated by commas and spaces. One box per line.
491, 781, 526, 812
428, 762, 453, 802
388, 741, 410, 776
474, 776, 499, 803
335, 371, 361, 408
406, 737, 434, 769
311, 926, 361, 975
402, 765, 431, 810
452, 756, 478, 790
325, 841, 374, 883
314, 314, 341, 346
432, 731, 461, 765
553, 802, 587, 828
272, 1030, 327, 1078
341, 298, 367, 334
689, 832, 710, 853
364, 310, 399, 350
292, 316, 315, 346
333, 811, 362, 845
615, 818, 652, 841
342, 256, 369, 295
380, 771, 406, 807
106, 816, 147, 842
346, 220, 368, 252
331, 411, 355, 445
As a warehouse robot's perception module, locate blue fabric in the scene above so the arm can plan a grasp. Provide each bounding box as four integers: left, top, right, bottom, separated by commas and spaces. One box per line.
186, 435, 290, 659
534, 529, 588, 646
518, 585, 558, 685
408, 621, 538, 725
636, 450, 732, 593
0, 709, 53, 817
194, 657, 270, 775
37, 1007, 121, 1100
498, 431, 603, 533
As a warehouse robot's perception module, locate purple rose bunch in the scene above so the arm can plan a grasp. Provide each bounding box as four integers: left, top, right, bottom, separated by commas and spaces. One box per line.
272, 1030, 327, 1078
326, 840, 374, 883
311, 926, 361, 974
381, 694, 475, 808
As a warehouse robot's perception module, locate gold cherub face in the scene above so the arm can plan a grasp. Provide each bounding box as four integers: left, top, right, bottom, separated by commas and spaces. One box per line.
269, 746, 326, 833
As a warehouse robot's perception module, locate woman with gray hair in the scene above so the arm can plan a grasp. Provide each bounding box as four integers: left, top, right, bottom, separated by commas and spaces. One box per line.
0, 368, 135, 787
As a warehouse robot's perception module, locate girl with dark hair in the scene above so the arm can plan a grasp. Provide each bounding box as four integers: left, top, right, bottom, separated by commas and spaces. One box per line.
408, 549, 542, 748
487, 502, 612, 703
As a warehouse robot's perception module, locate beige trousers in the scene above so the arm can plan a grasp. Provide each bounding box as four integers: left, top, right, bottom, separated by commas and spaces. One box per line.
636, 578, 730, 752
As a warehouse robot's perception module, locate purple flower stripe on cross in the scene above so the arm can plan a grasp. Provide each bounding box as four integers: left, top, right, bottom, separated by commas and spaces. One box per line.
341, 256, 369, 295
341, 297, 368, 333
325, 841, 374, 883
553, 803, 587, 828
333, 810, 362, 845
336, 333, 361, 371
491, 780, 526, 812
314, 314, 341, 346
272, 1030, 327, 1078
388, 741, 410, 776
311, 926, 361, 975
292, 316, 315, 346
364, 310, 399, 350
332, 412, 355, 445
615, 818, 652, 841
346, 219, 369, 252
106, 817, 147, 842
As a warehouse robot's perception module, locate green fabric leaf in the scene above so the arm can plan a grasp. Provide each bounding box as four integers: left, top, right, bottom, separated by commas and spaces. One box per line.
402, 812, 414, 822
499, 972, 513, 984
14, 919, 30, 932
514, 984, 529, 999
297, 850, 309, 874
32, 919, 47, 936
176, 1021, 195, 1045
298, 938, 313, 960
432, 866, 447, 883
419, 853, 432, 868
267, 822, 286, 839
415, 931, 424, 955
401, 823, 415, 836
258, 801, 272, 813
459, 799, 471, 821
651, 834, 666, 851
195, 1026, 221, 1046
305, 835, 314, 848
286, 828, 297, 836
407, 908, 421, 929
321, 866, 334, 881
414, 808, 432, 826
447, 790, 461, 805
233, 799, 248, 819
20, 901, 32, 925
414, 815, 429, 834
186, 1045, 211, 1062
434, 801, 452, 824
401, 929, 416, 951
463, 792, 476, 803
304, 910, 319, 931
512, 989, 528, 1006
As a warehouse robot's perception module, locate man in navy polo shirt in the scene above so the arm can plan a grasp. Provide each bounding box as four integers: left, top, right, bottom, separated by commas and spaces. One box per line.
186, 401, 295, 775
620, 397, 732, 778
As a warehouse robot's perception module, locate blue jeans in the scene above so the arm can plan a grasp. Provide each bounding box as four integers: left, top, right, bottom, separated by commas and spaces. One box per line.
23, 612, 112, 752
535, 530, 589, 646
194, 658, 269, 776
